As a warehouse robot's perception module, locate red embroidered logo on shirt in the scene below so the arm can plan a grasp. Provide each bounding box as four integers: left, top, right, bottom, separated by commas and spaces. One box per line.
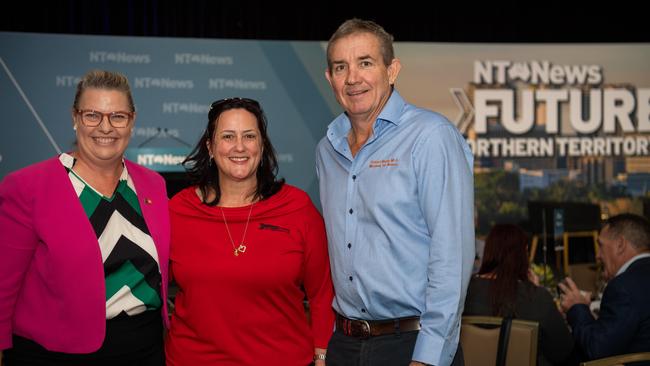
369, 158, 399, 168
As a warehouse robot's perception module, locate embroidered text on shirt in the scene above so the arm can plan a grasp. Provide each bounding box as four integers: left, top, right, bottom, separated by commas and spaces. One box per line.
259, 223, 290, 233
369, 158, 399, 168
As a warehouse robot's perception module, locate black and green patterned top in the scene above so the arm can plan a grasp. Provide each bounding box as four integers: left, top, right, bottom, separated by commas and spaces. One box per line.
60, 153, 162, 319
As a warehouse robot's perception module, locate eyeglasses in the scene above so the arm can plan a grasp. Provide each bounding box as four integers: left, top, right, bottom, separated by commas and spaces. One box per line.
75, 109, 134, 128
210, 97, 260, 109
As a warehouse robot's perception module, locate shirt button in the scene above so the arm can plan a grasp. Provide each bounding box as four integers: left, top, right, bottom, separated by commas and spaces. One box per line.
352, 175, 357, 180
347, 243, 352, 249
361, 308, 366, 313
349, 209, 353, 214
349, 276, 353, 281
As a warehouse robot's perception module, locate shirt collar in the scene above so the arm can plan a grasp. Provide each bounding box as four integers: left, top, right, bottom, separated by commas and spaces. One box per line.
616, 252, 650, 277
59, 152, 128, 181
326, 89, 406, 143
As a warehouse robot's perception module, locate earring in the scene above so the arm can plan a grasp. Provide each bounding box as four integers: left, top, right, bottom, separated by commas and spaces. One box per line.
73, 125, 77, 131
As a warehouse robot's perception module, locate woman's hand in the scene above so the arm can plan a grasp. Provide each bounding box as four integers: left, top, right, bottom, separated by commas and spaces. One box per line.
314, 347, 326, 366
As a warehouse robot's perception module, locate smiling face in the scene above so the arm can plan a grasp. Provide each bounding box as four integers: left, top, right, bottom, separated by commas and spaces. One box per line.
207, 108, 263, 187
73, 88, 134, 168
325, 32, 401, 124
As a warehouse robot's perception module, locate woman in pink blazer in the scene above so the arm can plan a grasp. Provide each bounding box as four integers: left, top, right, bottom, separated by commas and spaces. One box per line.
0, 70, 170, 366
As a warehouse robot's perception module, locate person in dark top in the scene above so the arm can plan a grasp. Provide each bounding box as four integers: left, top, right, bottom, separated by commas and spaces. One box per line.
464, 223, 575, 366
560, 213, 650, 363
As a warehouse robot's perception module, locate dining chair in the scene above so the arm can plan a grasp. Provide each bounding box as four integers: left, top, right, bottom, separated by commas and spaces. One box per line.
460, 315, 539, 366
579, 352, 650, 366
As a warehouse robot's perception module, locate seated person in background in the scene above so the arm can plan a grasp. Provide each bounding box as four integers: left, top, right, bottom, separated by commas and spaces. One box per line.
559, 213, 650, 362
464, 224, 575, 366
473, 236, 485, 274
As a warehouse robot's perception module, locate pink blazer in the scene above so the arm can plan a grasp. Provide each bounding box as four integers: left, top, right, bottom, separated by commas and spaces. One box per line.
0, 157, 170, 353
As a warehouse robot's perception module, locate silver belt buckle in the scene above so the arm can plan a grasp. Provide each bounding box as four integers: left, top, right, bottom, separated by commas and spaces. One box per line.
359, 320, 371, 338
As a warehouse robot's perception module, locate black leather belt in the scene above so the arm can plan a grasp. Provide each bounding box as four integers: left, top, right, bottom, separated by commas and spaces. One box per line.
336, 312, 421, 338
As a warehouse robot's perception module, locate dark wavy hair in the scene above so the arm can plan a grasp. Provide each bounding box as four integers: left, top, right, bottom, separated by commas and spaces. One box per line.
182, 97, 284, 206
478, 223, 534, 316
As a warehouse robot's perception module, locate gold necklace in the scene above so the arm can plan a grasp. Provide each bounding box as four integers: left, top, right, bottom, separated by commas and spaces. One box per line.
219, 203, 254, 256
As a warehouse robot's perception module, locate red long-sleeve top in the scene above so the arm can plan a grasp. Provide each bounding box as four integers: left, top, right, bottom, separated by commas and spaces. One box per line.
165, 184, 335, 365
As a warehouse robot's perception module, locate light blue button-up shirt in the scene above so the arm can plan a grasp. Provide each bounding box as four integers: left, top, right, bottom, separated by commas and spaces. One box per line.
316, 91, 475, 366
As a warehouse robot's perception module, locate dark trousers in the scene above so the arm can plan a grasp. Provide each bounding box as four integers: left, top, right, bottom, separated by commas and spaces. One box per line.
4, 310, 163, 366
326, 329, 464, 366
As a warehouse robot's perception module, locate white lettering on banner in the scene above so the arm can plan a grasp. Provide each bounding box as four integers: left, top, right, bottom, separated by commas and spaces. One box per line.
474, 60, 602, 86
208, 78, 267, 90
569, 89, 602, 134
639, 89, 650, 131
535, 89, 568, 134
277, 153, 294, 163
55, 75, 82, 87
137, 154, 185, 166
467, 136, 650, 158
134, 78, 194, 89
473, 88, 650, 135
174, 53, 234, 65
133, 127, 180, 138
89, 51, 151, 64
162, 102, 210, 114
603, 89, 636, 133
468, 138, 554, 157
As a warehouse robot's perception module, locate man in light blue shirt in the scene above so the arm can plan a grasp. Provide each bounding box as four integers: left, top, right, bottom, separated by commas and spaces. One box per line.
316, 19, 475, 366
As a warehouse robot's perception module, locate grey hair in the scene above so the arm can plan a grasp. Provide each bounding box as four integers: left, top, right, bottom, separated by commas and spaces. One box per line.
326, 18, 395, 72
603, 213, 650, 251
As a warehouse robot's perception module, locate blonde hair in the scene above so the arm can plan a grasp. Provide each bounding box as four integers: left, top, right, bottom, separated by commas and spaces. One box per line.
73, 69, 135, 112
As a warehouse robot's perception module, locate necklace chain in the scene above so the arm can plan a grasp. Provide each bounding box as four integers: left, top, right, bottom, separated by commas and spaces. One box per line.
219, 203, 254, 256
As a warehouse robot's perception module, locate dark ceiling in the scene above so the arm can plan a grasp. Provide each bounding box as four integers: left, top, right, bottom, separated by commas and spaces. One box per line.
1, 0, 648, 42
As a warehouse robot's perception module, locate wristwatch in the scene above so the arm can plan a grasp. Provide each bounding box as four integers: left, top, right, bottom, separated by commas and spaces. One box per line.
314, 353, 326, 361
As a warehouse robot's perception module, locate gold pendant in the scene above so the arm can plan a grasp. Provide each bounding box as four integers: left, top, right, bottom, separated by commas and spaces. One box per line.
234, 249, 239, 256
237, 244, 247, 254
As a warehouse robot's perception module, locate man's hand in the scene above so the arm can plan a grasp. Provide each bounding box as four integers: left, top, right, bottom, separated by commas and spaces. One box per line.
558, 277, 591, 313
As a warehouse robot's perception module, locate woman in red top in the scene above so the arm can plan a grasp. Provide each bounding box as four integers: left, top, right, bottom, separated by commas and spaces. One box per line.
165, 97, 334, 366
